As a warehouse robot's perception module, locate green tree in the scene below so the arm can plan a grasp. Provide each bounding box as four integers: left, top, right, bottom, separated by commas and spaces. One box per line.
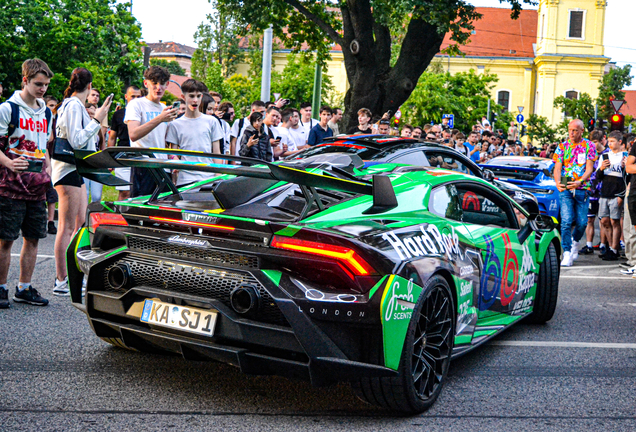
526, 114, 563, 147
597, 64, 633, 119
400, 68, 500, 132
191, 0, 245, 82
0, 0, 143, 106
553, 92, 595, 123
150, 59, 186, 76
271, 54, 336, 108
216, 0, 535, 130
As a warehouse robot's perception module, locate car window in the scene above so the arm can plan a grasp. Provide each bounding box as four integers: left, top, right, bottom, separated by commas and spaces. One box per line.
428, 185, 463, 221
454, 183, 517, 229
387, 150, 430, 166
424, 151, 476, 176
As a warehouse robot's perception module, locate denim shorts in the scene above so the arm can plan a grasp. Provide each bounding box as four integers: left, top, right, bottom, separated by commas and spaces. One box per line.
0, 196, 47, 241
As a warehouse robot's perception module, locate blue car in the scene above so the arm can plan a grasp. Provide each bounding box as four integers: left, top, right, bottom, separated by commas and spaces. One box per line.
482, 156, 560, 219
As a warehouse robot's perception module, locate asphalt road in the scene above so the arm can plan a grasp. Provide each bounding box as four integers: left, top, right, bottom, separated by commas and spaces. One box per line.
1, 234, 635, 431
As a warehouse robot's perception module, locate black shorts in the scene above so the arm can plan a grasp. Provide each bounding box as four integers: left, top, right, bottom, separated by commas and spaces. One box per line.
45, 183, 58, 204
628, 195, 636, 227
0, 196, 47, 241
587, 199, 599, 218
54, 170, 84, 188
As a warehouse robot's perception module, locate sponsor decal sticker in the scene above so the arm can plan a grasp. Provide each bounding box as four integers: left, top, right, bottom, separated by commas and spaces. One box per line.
183, 212, 217, 224
381, 224, 463, 261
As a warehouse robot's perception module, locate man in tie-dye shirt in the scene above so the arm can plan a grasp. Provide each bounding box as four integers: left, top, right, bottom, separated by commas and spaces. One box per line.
553, 119, 597, 267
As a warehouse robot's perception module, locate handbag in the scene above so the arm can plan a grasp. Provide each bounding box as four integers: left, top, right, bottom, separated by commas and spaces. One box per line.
51, 137, 76, 164
51, 99, 87, 165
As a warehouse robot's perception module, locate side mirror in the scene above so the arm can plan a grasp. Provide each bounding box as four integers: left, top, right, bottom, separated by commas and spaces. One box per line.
482, 169, 495, 182
517, 212, 556, 244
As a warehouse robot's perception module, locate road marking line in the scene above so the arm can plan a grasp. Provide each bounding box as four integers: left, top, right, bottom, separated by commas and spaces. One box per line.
560, 275, 633, 280
561, 264, 620, 270
491, 341, 636, 349
10, 253, 55, 259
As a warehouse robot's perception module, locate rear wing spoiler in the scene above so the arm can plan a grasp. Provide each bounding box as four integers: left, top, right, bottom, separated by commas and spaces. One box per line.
75, 147, 397, 213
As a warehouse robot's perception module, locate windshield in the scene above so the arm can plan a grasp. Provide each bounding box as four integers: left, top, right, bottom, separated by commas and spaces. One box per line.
486, 157, 551, 170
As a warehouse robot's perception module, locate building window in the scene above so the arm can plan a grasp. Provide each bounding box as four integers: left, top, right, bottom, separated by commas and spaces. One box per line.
497, 90, 510, 112
564, 90, 579, 117
568, 10, 585, 39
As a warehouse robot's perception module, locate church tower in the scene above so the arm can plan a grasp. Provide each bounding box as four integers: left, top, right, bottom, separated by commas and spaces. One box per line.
534, 0, 609, 124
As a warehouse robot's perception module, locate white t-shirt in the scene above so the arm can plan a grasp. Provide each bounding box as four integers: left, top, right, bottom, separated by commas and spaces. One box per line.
166, 114, 225, 185
124, 97, 168, 159
300, 118, 318, 139
286, 126, 306, 152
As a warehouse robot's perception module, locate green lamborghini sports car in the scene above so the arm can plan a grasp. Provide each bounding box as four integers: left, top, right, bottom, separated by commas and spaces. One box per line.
67, 148, 561, 414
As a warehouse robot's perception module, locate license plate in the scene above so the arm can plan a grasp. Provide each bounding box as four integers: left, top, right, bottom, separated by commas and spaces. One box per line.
140, 300, 217, 337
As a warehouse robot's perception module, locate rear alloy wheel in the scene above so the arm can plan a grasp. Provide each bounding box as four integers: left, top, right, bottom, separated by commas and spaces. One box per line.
353, 275, 455, 414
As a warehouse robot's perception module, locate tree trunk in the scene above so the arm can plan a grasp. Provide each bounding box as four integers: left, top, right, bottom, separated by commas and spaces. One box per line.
340, 3, 445, 132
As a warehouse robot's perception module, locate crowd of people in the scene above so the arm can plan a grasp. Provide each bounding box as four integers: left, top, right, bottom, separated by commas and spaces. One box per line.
0, 58, 634, 309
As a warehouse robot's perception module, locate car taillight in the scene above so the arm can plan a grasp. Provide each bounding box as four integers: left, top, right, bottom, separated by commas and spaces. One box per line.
89, 213, 128, 233
270, 235, 375, 277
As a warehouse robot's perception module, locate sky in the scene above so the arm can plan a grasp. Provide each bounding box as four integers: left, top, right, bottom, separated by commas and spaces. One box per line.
118, 0, 636, 89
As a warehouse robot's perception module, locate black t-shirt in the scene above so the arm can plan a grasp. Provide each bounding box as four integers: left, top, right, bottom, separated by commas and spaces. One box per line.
347, 125, 373, 134
110, 108, 129, 146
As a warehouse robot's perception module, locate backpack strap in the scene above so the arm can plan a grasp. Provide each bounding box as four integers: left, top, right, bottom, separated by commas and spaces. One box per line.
7, 101, 19, 137
239, 117, 244, 133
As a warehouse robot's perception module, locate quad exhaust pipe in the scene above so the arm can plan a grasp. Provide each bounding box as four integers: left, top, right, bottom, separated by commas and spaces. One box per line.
230, 285, 260, 316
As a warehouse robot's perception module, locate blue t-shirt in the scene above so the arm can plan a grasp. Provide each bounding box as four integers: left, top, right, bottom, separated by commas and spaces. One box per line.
464, 141, 480, 163
307, 123, 333, 146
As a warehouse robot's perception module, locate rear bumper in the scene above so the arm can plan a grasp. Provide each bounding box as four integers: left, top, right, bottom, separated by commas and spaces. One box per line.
67, 232, 396, 386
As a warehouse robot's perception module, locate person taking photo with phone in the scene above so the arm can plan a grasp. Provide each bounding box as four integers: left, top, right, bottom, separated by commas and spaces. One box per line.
124, 65, 178, 197
52, 68, 112, 296
553, 119, 596, 267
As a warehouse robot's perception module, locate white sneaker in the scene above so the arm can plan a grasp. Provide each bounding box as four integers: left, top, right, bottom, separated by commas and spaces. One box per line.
621, 266, 636, 275
53, 277, 70, 296
571, 240, 579, 261
560, 251, 573, 267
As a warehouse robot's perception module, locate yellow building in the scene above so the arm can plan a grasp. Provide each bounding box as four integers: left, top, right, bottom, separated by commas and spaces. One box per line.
252, 1, 609, 126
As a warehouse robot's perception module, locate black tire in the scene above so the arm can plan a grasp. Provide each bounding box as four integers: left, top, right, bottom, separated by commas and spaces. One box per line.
353, 275, 455, 414
527, 242, 559, 324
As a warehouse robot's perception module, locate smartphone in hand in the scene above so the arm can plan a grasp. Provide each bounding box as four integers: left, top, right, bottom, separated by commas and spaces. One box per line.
172, 101, 181, 110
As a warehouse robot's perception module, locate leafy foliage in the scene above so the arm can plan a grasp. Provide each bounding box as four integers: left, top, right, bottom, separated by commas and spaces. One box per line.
0, 0, 143, 108
400, 68, 501, 131
553, 92, 595, 123
221, 53, 340, 118
214, 0, 533, 129
150, 59, 186, 76
191, 0, 245, 82
596, 65, 633, 119
526, 114, 563, 147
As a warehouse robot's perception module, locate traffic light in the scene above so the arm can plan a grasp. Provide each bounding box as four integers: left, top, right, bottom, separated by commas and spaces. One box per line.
610, 113, 625, 131
490, 111, 498, 125
521, 125, 527, 136
597, 119, 607, 131
393, 118, 400, 127
587, 118, 596, 132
